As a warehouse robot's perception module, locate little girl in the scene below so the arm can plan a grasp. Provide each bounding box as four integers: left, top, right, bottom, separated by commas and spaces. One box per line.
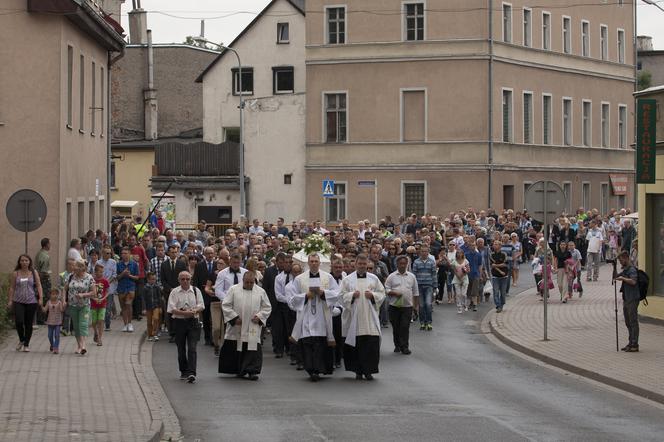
42, 289, 66, 354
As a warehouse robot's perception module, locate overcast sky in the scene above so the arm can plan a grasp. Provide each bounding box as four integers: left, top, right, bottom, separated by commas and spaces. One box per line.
120, 0, 664, 49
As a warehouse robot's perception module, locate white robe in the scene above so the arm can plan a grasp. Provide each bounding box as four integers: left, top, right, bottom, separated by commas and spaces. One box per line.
288, 271, 340, 342
340, 272, 386, 347
222, 284, 272, 351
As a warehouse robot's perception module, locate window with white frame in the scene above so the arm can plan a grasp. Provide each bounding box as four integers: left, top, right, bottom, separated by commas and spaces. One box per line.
404, 2, 425, 41
582, 182, 591, 210
618, 29, 625, 63
503, 3, 512, 43
523, 92, 533, 144
562, 16, 571, 54
523, 8, 531, 47
563, 182, 572, 214
582, 20, 590, 57
563, 98, 572, 146
67, 45, 73, 128
325, 182, 346, 222
601, 103, 609, 148
543, 94, 552, 145
100, 66, 105, 135
277, 22, 290, 43
600, 25, 608, 60
601, 182, 609, 214
232, 68, 254, 95
326, 7, 346, 44
325, 93, 347, 143
273, 66, 294, 94
403, 182, 426, 216
582, 100, 591, 147
502, 89, 513, 142
91, 61, 96, 134
618, 105, 627, 148
79, 54, 85, 131
542, 12, 551, 50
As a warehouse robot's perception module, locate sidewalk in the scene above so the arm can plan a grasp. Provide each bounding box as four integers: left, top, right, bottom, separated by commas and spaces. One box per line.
0, 317, 181, 442
488, 265, 664, 405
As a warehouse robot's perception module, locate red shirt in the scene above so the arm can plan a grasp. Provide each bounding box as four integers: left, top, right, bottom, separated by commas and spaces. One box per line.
92, 277, 110, 309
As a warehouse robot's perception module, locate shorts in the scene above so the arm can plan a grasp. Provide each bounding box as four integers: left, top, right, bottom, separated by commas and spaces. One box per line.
467, 278, 481, 298
118, 292, 135, 305
91, 308, 106, 323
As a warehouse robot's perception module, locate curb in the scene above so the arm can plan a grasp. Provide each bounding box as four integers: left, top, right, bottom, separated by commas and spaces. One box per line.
131, 331, 183, 441
639, 314, 664, 327
487, 310, 664, 406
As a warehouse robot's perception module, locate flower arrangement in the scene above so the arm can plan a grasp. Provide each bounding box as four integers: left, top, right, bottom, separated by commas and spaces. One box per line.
302, 233, 333, 257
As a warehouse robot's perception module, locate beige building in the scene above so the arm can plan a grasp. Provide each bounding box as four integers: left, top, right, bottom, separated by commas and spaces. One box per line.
0, 0, 124, 273
305, 0, 636, 223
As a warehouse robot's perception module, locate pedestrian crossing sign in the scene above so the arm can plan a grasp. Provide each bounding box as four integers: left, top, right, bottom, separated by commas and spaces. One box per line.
322, 179, 335, 198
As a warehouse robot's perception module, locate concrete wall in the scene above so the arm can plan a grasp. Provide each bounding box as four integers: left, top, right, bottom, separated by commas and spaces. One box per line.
169, 189, 241, 225
639, 52, 664, 89
110, 148, 155, 218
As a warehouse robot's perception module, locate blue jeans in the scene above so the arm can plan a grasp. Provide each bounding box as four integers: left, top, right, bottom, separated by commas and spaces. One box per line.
48, 325, 61, 350
492, 276, 509, 309
418, 285, 434, 324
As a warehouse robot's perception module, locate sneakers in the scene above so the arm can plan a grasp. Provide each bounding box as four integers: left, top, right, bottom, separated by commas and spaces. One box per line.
419, 324, 426, 331
147, 336, 154, 342
22, 346, 30, 352
53, 348, 59, 354
463, 306, 468, 312
426, 324, 433, 331
127, 324, 134, 332
496, 307, 503, 313
122, 324, 128, 332
16, 342, 23, 352
187, 375, 196, 383
153, 336, 159, 342
179, 374, 188, 381
472, 306, 478, 312
457, 308, 463, 314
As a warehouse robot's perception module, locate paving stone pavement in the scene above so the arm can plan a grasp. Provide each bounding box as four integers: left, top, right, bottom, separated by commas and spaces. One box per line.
489, 265, 664, 404
0, 317, 181, 442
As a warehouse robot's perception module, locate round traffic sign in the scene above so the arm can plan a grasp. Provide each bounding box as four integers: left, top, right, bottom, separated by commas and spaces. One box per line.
524, 181, 567, 226
6, 189, 47, 232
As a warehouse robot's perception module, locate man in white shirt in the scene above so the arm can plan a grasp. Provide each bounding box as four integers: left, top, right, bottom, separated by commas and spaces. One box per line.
214, 254, 247, 301
384, 256, 419, 355
167, 271, 205, 384
288, 254, 341, 382
585, 220, 604, 282
248, 219, 265, 235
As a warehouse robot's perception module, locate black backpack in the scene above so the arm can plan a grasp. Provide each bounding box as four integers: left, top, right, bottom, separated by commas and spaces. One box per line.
637, 269, 650, 305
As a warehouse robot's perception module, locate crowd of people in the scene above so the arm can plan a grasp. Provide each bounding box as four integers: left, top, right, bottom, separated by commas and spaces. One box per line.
6, 205, 641, 381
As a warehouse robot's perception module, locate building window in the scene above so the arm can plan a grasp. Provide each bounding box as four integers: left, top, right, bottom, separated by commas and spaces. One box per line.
582, 100, 591, 147
543, 94, 552, 145
523, 92, 533, 144
600, 25, 608, 60
110, 161, 116, 188
582, 20, 590, 57
618, 105, 627, 149
542, 12, 551, 50
403, 182, 426, 216
66, 202, 72, 243
402, 89, 426, 142
325, 93, 347, 143
502, 89, 513, 142
523, 181, 533, 203
284, 174, 292, 185
600, 182, 609, 214
232, 68, 253, 95
562, 16, 571, 54
325, 182, 346, 222
618, 29, 625, 63
502, 3, 512, 43
100, 66, 105, 136
273, 66, 294, 94
67, 45, 73, 128
601, 103, 609, 148
523, 8, 531, 47
79, 54, 85, 131
404, 2, 424, 41
77, 201, 85, 236
563, 98, 572, 146
563, 182, 572, 214
582, 182, 591, 211
91, 61, 96, 135
224, 127, 240, 143
326, 7, 346, 44
277, 22, 290, 43
89, 200, 96, 230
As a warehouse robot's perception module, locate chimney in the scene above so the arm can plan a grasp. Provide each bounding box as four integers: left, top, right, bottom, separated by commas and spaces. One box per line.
144, 29, 158, 140
128, 0, 148, 44
637, 36, 653, 52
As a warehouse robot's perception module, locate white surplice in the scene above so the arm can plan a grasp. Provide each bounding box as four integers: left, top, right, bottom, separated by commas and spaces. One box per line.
288, 271, 340, 342
222, 284, 272, 351
340, 272, 386, 347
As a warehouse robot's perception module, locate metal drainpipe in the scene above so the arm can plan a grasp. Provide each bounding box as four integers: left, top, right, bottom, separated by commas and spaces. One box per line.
488, 0, 494, 208
108, 49, 125, 234
632, 0, 638, 211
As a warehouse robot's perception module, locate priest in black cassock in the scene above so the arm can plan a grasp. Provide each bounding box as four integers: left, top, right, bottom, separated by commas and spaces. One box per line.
218, 271, 272, 380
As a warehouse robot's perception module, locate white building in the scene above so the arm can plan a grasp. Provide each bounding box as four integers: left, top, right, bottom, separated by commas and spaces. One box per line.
197, 0, 306, 222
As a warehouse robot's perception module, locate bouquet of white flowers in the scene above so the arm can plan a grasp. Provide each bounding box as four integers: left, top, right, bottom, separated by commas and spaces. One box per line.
302, 234, 333, 257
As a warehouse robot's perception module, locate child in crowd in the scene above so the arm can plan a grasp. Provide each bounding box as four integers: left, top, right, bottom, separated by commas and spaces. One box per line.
144, 272, 162, 342
92, 264, 110, 346
568, 241, 583, 298
42, 288, 66, 354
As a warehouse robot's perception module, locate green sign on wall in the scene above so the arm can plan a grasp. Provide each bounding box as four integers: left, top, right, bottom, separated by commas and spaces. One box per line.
636, 99, 657, 184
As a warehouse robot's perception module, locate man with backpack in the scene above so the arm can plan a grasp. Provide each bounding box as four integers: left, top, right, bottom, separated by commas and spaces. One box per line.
614, 251, 641, 352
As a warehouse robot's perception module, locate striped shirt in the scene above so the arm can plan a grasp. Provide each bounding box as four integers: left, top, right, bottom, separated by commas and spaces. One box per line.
150, 256, 167, 288
412, 256, 438, 289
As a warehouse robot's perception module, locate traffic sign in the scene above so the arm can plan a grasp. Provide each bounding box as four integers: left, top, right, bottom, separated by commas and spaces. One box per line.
322, 179, 335, 198
6, 189, 47, 254
524, 181, 567, 226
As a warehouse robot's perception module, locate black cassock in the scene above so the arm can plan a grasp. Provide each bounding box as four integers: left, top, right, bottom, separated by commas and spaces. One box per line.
218, 340, 263, 375
343, 336, 380, 375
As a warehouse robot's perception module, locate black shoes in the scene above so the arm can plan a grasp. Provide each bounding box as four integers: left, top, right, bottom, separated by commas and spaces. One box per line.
187, 375, 196, 383
168, 336, 176, 343
355, 373, 363, 380
310, 373, 321, 382
622, 345, 639, 352
401, 349, 412, 355
364, 374, 374, 381
179, 374, 188, 380
275, 353, 284, 359
296, 363, 304, 371
393, 347, 401, 353
248, 374, 259, 381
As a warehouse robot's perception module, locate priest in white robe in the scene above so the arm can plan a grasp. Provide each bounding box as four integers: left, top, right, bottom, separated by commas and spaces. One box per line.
340, 254, 386, 380
288, 254, 341, 382
219, 271, 272, 380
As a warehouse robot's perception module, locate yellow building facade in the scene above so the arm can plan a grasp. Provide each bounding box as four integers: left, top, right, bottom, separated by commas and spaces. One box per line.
110, 145, 154, 219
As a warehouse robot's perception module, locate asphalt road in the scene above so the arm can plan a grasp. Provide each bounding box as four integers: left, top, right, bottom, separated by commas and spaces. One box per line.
153, 266, 664, 442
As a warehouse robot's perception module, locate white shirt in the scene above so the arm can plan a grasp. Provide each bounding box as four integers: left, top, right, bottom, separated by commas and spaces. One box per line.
167, 285, 205, 319
274, 271, 295, 304
68, 248, 82, 261
289, 272, 341, 339
586, 228, 604, 253
214, 267, 247, 301
384, 270, 419, 307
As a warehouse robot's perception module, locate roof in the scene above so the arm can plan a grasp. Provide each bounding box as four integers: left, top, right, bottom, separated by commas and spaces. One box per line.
125, 43, 221, 55
112, 136, 204, 149
195, 0, 305, 83
111, 200, 139, 208
633, 84, 664, 97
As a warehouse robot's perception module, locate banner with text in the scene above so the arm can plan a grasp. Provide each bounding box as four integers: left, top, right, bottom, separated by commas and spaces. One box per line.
636, 99, 657, 184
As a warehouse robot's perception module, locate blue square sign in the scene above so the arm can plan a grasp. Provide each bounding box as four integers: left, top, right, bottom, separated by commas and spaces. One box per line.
322, 179, 335, 198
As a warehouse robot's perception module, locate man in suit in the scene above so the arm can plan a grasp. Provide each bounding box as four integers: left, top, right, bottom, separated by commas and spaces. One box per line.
161, 244, 187, 343
194, 247, 218, 346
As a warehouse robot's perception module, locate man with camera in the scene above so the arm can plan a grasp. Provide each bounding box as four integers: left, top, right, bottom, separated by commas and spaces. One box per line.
613, 251, 640, 352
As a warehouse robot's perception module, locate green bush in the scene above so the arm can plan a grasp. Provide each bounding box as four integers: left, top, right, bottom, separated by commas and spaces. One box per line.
0, 273, 12, 338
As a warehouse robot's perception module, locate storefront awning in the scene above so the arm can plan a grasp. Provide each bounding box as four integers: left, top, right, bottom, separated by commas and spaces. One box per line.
609, 175, 628, 195
111, 200, 139, 208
